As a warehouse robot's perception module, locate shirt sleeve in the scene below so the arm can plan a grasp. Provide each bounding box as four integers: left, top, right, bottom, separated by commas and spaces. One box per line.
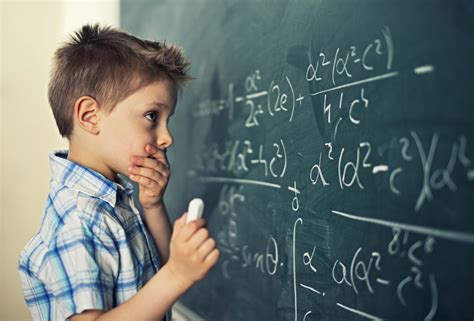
38, 215, 119, 319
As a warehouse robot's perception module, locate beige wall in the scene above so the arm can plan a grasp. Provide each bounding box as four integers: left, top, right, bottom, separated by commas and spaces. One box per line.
0, 1, 119, 320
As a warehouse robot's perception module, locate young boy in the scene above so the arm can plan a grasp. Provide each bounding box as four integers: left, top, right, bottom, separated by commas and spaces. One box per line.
18, 23, 219, 321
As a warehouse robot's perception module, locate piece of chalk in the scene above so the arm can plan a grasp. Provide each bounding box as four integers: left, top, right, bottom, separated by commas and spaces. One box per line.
186, 198, 204, 223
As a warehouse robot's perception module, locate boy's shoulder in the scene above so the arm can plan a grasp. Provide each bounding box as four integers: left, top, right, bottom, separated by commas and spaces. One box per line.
18, 149, 134, 273
18, 191, 109, 280
19, 182, 110, 264
39, 182, 112, 247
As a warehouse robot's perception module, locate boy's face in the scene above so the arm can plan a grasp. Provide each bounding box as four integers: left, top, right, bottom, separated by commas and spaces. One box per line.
98, 78, 176, 181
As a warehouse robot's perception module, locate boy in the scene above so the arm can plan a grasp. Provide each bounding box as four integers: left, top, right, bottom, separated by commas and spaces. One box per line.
18, 23, 219, 321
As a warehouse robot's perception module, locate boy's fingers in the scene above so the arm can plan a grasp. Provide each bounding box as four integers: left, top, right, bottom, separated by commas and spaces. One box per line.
204, 248, 220, 266
146, 144, 169, 168
131, 168, 168, 188
129, 173, 166, 194
133, 157, 170, 177
172, 212, 187, 238
188, 227, 209, 250
177, 212, 188, 226
196, 237, 217, 260
177, 218, 206, 242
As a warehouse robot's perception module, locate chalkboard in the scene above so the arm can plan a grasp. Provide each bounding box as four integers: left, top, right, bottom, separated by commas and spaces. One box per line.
121, 1, 474, 320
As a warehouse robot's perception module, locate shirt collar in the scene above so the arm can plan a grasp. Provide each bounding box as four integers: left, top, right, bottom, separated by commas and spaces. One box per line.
49, 149, 135, 208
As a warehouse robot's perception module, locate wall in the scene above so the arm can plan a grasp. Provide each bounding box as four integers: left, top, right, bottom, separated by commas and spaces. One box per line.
0, 1, 119, 320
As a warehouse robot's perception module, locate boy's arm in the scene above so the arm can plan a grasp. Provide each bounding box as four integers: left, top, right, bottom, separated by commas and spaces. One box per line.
142, 203, 172, 264
127, 145, 173, 264
70, 214, 220, 321
70, 264, 189, 321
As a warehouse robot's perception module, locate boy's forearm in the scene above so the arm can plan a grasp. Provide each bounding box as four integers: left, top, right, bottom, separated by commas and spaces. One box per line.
142, 203, 172, 264
96, 264, 192, 321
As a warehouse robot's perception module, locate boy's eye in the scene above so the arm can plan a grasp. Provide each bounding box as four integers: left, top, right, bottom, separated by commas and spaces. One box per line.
145, 112, 158, 122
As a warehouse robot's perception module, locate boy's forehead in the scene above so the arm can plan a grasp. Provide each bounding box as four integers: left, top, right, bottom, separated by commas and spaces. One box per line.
129, 79, 177, 108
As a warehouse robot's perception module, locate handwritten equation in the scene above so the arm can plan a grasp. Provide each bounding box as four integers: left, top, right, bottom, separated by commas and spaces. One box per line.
188, 26, 474, 320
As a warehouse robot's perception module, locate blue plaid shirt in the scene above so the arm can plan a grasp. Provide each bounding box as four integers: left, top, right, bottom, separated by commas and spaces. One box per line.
18, 150, 168, 320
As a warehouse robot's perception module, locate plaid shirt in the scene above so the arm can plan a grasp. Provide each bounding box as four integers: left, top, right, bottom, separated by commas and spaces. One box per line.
18, 150, 169, 320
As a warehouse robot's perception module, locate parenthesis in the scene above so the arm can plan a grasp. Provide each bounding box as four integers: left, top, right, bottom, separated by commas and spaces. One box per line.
349, 247, 362, 295
424, 273, 438, 321
382, 26, 394, 71
280, 139, 287, 178
338, 148, 345, 190
286, 76, 296, 123
332, 48, 339, 86
267, 80, 274, 117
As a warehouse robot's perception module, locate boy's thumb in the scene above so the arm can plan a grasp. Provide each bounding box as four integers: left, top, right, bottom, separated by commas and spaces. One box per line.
173, 212, 187, 231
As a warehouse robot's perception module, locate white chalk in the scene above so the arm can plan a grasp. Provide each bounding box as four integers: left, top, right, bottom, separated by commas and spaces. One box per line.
186, 198, 204, 223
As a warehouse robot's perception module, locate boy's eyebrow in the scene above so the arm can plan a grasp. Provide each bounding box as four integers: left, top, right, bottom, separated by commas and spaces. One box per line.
147, 101, 175, 116
147, 101, 168, 108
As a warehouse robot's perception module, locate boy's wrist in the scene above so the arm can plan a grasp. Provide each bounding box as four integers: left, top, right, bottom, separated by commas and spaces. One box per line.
142, 201, 166, 215
161, 262, 194, 292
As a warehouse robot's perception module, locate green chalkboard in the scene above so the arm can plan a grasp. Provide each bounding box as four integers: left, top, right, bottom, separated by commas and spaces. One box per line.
121, 1, 474, 320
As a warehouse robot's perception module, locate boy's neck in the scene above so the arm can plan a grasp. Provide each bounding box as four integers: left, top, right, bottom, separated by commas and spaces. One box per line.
67, 141, 118, 183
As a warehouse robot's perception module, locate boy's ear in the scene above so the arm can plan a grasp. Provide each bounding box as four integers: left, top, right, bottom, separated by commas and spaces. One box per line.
74, 96, 101, 135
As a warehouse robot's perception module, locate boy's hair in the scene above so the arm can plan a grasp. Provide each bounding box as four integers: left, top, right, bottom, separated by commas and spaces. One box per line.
48, 23, 191, 139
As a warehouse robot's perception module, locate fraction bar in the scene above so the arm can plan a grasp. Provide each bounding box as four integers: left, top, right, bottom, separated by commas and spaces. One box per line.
310, 71, 399, 96
332, 210, 474, 244
199, 176, 281, 189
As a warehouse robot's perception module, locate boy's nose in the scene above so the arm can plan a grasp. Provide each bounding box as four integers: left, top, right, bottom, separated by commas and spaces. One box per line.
156, 127, 174, 149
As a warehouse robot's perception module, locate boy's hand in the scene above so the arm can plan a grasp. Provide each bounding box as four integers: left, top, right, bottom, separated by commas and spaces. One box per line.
128, 144, 170, 210
166, 213, 220, 287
